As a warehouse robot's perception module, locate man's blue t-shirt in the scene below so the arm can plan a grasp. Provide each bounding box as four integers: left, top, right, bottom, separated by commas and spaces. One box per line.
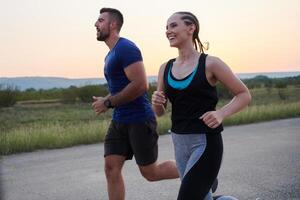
104, 37, 155, 123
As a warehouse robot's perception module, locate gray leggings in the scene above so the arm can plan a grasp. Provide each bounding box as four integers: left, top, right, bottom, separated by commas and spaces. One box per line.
172, 132, 221, 200
172, 132, 238, 200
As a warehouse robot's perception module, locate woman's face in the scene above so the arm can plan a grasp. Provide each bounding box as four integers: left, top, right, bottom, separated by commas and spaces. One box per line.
166, 14, 194, 48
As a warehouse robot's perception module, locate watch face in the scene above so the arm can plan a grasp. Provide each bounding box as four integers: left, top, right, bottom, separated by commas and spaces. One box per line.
104, 99, 112, 108
104, 99, 110, 108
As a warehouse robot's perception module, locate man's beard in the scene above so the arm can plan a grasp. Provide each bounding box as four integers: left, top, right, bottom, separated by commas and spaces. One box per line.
97, 30, 110, 41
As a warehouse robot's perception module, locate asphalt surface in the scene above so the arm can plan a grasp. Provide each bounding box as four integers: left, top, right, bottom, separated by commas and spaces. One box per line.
1, 118, 300, 200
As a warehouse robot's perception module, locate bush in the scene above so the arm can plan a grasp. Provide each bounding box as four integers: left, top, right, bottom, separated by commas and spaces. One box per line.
61, 86, 78, 103
274, 81, 287, 88
147, 83, 157, 100
278, 89, 286, 100
0, 84, 19, 107
245, 82, 262, 89
77, 85, 108, 103
17, 87, 63, 101
243, 75, 272, 89
217, 84, 233, 99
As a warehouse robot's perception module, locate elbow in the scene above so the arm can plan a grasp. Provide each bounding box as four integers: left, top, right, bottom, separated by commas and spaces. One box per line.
245, 90, 252, 105
145, 82, 149, 91
138, 82, 149, 94
236, 89, 252, 106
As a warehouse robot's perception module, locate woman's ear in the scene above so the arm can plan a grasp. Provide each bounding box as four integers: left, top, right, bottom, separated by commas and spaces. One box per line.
188, 24, 196, 35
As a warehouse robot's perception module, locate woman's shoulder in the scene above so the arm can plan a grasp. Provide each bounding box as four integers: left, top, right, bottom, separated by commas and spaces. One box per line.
158, 59, 173, 78
160, 58, 176, 71
158, 62, 168, 75
206, 55, 222, 67
205, 55, 228, 71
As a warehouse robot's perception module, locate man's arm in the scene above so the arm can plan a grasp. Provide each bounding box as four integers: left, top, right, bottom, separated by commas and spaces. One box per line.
92, 61, 147, 114
108, 61, 148, 107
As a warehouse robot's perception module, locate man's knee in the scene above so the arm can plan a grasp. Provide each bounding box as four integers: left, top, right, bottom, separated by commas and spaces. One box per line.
104, 156, 125, 180
140, 169, 157, 182
105, 162, 122, 179
139, 164, 158, 182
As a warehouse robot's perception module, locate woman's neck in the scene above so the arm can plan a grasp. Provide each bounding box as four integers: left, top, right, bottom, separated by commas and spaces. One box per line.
177, 46, 199, 64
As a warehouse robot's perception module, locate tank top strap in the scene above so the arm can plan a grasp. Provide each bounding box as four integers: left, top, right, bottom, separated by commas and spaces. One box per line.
163, 58, 176, 88
165, 58, 176, 74
196, 53, 207, 75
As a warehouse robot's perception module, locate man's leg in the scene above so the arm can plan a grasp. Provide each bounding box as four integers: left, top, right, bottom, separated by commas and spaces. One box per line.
105, 155, 126, 200
128, 119, 179, 181
138, 160, 179, 181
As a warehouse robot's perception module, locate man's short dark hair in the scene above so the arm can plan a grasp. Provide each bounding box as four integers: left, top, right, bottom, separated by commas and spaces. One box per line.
100, 8, 123, 32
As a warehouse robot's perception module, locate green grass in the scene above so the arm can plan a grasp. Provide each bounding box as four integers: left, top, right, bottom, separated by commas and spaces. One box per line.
0, 103, 111, 131
223, 102, 300, 125
155, 102, 300, 135
248, 86, 300, 105
2, 102, 298, 155
1, 120, 110, 155
0, 103, 112, 154
1, 86, 300, 155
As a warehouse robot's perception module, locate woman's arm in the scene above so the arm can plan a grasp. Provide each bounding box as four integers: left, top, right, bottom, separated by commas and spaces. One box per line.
200, 56, 252, 128
152, 63, 168, 117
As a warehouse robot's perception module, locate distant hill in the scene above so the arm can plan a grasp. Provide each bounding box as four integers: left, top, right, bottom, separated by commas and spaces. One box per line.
0, 72, 299, 91
0, 77, 105, 91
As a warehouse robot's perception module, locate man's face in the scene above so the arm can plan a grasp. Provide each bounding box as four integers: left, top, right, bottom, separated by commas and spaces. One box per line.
95, 12, 111, 41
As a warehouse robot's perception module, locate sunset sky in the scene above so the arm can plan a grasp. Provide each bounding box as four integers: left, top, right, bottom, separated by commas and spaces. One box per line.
0, 0, 299, 78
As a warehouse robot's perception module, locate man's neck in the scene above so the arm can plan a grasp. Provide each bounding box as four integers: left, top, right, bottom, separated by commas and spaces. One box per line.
105, 34, 120, 50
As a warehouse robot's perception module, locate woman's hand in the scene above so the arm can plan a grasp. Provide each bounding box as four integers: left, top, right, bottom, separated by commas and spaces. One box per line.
152, 91, 166, 107
200, 110, 224, 129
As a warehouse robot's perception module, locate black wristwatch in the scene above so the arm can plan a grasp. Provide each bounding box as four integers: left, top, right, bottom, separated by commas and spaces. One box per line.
104, 99, 114, 109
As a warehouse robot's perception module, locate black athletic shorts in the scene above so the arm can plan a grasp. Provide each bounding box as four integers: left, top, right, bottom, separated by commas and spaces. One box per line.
104, 118, 158, 166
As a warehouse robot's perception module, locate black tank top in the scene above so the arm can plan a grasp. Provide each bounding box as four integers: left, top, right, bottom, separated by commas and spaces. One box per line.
164, 53, 223, 134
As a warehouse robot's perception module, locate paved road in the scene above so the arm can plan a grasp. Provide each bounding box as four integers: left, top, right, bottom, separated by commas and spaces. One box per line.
1, 118, 300, 200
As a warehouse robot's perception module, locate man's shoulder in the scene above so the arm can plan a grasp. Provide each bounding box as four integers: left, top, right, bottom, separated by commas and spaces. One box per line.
117, 37, 139, 49
119, 37, 134, 44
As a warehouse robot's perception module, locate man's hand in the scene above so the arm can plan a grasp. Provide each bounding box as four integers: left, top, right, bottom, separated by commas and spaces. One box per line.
92, 96, 108, 115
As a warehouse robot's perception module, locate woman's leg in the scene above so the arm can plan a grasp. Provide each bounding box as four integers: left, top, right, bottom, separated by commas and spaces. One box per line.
177, 133, 223, 200
171, 132, 191, 180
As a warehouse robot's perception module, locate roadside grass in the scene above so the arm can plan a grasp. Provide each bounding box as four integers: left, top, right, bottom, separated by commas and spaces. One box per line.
156, 102, 300, 134
248, 86, 300, 105
1, 101, 300, 155
1, 86, 300, 155
0, 103, 112, 154
223, 102, 300, 126
1, 120, 110, 155
0, 103, 111, 131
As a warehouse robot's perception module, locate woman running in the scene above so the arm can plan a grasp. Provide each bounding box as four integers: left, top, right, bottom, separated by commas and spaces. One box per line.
152, 11, 251, 200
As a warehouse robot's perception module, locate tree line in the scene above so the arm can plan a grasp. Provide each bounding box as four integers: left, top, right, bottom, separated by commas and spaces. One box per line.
1, 75, 299, 107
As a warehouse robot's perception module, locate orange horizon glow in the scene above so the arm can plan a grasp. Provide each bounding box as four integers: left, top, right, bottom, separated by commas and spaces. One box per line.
0, 0, 300, 78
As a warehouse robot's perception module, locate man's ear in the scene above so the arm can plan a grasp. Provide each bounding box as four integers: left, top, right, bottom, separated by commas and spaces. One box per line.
110, 21, 117, 30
